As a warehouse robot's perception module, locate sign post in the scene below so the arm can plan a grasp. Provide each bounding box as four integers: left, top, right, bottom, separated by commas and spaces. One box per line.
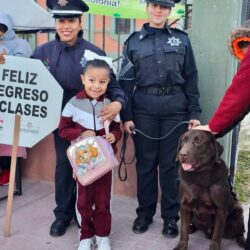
3, 115, 20, 237
0, 55, 63, 236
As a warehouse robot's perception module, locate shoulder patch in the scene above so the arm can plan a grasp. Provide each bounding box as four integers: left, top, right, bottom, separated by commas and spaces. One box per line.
124, 31, 139, 45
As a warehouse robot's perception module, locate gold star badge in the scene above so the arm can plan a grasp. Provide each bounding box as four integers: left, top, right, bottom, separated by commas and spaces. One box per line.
58, 0, 69, 7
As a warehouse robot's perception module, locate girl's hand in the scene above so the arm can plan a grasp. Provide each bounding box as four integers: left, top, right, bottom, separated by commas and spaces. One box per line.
81, 130, 96, 137
103, 132, 115, 143
100, 101, 122, 121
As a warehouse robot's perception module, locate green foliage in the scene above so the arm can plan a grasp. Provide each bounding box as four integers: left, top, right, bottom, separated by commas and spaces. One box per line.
234, 151, 250, 203
239, 130, 250, 151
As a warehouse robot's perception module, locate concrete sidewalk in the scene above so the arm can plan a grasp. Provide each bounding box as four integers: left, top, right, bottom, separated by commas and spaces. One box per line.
0, 179, 248, 250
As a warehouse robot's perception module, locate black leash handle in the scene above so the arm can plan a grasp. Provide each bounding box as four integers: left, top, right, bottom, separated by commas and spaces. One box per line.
118, 133, 128, 181
118, 132, 135, 182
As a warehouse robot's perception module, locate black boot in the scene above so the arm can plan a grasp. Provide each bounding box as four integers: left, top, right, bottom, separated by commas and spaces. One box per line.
132, 216, 153, 234
162, 218, 179, 238
50, 219, 69, 237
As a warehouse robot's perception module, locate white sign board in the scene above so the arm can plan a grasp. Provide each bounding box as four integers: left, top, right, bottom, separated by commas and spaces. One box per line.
0, 56, 63, 147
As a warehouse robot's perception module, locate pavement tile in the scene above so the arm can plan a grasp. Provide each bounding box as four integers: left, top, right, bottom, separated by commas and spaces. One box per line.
0, 179, 247, 250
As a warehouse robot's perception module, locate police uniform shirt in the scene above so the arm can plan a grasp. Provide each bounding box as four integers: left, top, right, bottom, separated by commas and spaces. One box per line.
119, 23, 201, 121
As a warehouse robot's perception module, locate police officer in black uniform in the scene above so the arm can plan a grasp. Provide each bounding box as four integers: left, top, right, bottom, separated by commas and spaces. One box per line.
119, 0, 201, 238
32, 0, 126, 237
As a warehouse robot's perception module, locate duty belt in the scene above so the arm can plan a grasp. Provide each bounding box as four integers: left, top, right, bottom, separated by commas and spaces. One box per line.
138, 85, 183, 96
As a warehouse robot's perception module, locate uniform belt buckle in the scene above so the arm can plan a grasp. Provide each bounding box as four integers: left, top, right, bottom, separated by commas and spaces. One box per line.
159, 87, 170, 95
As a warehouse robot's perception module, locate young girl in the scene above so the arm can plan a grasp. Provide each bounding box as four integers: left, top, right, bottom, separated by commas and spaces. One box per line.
58, 51, 121, 250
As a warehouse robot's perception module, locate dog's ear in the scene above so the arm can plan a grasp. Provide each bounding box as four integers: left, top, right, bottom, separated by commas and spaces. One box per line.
176, 135, 183, 161
215, 141, 224, 163
217, 141, 224, 156
211, 133, 223, 163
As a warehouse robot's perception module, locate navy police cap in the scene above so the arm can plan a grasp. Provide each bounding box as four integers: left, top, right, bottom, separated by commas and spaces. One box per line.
46, 0, 89, 18
147, 0, 181, 7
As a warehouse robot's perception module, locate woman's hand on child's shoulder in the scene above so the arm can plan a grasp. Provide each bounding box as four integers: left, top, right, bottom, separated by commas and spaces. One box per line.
103, 133, 115, 144
81, 130, 96, 137
100, 101, 122, 121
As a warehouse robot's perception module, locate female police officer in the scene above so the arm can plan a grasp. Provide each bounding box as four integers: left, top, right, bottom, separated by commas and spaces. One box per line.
32, 0, 126, 237
119, 0, 201, 238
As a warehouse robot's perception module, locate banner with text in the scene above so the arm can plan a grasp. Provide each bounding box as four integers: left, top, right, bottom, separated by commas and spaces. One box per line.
85, 0, 185, 19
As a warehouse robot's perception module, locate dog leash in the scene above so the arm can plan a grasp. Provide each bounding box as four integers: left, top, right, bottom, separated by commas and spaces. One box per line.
118, 121, 190, 182
130, 121, 190, 140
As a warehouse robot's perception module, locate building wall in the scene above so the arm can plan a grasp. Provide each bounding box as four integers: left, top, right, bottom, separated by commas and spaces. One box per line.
190, 0, 242, 164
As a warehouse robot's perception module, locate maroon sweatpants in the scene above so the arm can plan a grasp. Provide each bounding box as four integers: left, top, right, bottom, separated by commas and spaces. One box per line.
76, 171, 112, 240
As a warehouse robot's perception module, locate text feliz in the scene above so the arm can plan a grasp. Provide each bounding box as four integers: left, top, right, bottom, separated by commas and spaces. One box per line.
0, 69, 49, 118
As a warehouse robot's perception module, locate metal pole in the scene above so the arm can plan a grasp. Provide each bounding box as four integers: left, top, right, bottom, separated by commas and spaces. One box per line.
241, 0, 250, 22
184, 0, 188, 29
117, 18, 121, 70
102, 16, 105, 50
133, 19, 136, 32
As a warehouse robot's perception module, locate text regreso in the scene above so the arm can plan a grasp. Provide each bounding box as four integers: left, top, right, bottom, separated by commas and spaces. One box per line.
0, 69, 48, 118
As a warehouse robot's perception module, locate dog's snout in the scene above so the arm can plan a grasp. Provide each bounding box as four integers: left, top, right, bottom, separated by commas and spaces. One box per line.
179, 152, 187, 160
179, 149, 188, 162
179, 147, 188, 157
179, 152, 187, 157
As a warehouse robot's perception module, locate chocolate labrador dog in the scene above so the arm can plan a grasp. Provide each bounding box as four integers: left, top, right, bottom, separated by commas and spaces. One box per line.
173, 130, 245, 250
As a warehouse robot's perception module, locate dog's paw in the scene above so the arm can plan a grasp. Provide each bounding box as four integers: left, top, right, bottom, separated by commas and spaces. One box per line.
173, 241, 188, 250
209, 241, 220, 250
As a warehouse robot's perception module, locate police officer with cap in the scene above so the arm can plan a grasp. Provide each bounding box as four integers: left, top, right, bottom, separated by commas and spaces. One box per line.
119, 0, 201, 238
46, 0, 89, 17
148, 0, 179, 7
32, 0, 126, 237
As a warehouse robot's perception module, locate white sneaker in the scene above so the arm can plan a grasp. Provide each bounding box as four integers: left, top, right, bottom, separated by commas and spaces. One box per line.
78, 238, 93, 250
96, 236, 111, 250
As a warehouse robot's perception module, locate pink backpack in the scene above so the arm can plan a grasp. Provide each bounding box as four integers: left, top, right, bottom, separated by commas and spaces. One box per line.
67, 135, 118, 186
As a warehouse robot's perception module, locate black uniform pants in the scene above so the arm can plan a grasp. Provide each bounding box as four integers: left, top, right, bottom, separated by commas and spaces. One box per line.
53, 130, 76, 223
133, 112, 188, 221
